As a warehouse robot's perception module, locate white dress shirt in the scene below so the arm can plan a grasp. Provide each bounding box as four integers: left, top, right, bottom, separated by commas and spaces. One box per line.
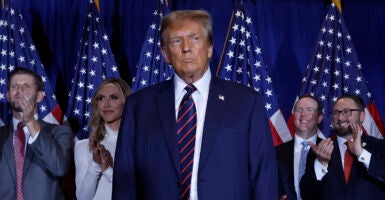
294, 134, 317, 199
314, 132, 372, 180
12, 115, 40, 150
174, 68, 211, 200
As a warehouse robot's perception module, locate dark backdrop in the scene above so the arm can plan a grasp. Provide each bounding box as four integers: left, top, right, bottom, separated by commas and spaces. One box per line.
10, 0, 385, 123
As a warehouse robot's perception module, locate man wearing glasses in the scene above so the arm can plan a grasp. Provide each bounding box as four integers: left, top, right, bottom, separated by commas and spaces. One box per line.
299, 94, 385, 200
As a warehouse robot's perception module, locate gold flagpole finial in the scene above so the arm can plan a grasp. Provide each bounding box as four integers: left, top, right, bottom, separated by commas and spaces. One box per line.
332, 0, 342, 13
94, 0, 100, 12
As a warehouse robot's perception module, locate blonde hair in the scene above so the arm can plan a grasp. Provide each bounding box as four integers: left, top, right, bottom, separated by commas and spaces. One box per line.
89, 78, 132, 143
160, 9, 213, 47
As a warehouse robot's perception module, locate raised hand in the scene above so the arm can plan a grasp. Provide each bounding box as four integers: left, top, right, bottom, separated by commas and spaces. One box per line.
89, 135, 102, 165
97, 143, 113, 171
309, 138, 334, 167
346, 123, 363, 157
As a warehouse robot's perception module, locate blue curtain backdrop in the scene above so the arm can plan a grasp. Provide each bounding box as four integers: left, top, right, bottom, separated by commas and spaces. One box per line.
7, 0, 385, 123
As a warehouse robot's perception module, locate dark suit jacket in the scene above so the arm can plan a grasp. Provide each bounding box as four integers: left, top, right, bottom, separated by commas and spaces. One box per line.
277, 161, 297, 200
275, 137, 322, 200
112, 77, 278, 200
0, 120, 73, 200
300, 134, 385, 200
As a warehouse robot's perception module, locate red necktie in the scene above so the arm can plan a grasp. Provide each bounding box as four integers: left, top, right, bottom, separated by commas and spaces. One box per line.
14, 122, 25, 200
344, 143, 353, 184
176, 84, 197, 200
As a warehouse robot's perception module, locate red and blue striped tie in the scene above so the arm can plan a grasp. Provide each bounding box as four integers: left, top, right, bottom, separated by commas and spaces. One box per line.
177, 83, 197, 200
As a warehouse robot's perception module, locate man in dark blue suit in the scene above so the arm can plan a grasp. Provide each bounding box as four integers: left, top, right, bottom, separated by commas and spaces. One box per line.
112, 10, 278, 200
276, 94, 324, 200
300, 95, 385, 200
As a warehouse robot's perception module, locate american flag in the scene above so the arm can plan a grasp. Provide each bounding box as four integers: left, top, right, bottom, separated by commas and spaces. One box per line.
131, 0, 174, 92
287, 3, 385, 138
0, 3, 63, 126
217, 4, 292, 146
66, 0, 121, 140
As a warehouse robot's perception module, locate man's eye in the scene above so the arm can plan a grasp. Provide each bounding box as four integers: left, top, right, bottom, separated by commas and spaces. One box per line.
170, 39, 181, 44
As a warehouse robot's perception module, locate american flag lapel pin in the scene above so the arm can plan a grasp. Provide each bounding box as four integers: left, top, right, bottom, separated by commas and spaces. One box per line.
219, 95, 225, 101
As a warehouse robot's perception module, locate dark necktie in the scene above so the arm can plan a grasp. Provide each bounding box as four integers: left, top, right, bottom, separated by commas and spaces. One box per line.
177, 84, 197, 200
344, 142, 353, 184
14, 122, 25, 200
298, 141, 309, 200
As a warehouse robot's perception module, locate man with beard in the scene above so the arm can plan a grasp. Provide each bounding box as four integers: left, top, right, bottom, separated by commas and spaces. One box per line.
300, 94, 385, 200
0, 68, 73, 200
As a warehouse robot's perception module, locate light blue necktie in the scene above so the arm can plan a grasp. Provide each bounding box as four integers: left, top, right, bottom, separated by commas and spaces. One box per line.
298, 141, 309, 200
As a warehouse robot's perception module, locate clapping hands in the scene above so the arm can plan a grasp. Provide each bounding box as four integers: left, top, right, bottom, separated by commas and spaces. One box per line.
89, 135, 114, 172
309, 138, 334, 167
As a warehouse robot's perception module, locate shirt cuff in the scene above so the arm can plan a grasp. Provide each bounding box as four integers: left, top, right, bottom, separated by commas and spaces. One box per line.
358, 149, 371, 169
314, 159, 328, 180
102, 167, 113, 182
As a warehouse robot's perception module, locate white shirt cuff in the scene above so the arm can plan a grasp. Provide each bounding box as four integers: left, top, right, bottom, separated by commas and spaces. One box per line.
314, 159, 328, 180
102, 167, 113, 182
358, 149, 371, 169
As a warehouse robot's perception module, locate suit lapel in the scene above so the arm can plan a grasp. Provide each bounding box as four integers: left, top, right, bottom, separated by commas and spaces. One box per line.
198, 78, 226, 172
348, 134, 369, 184
287, 141, 295, 189
156, 80, 181, 177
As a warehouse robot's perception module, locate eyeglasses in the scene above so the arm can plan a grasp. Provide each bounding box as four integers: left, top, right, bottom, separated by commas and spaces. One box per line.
332, 109, 362, 117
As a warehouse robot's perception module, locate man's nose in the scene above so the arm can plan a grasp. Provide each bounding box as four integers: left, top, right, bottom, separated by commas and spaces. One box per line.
182, 40, 191, 53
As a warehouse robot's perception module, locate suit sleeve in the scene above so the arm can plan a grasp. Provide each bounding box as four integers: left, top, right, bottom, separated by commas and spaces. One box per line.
299, 151, 324, 200
28, 124, 73, 176
112, 100, 137, 200
249, 94, 279, 200
365, 137, 385, 183
74, 140, 101, 200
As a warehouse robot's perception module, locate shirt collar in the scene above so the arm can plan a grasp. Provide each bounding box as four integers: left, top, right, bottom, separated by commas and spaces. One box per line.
295, 134, 318, 147
12, 114, 38, 131
174, 68, 211, 100
104, 124, 118, 137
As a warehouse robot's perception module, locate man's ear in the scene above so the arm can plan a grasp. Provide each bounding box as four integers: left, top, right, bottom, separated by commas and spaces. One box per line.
317, 114, 324, 124
207, 44, 213, 59
360, 110, 365, 124
36, 91, 45, 103
161, 47, 170, 64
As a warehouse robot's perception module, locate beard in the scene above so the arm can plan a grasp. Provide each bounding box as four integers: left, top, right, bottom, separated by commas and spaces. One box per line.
333, 119, 360, 137
9, 101, 23, 112
333, 124, 353, 137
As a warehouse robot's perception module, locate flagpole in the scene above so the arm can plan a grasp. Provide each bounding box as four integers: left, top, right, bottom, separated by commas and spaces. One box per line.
216, 10, 235, 76
94, 0, 100, 12
332, 0, 342, 13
